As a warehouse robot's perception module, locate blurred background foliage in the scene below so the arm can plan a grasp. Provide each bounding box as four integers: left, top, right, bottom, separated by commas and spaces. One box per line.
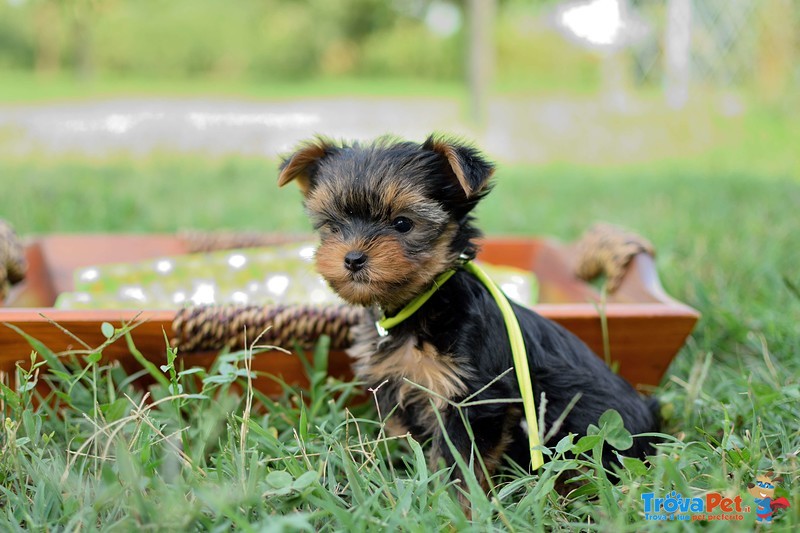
0, 0, 468, 81
0, 0, 641, 91
0, 0, 796, 111
0, 0, 797, 174
0, 1, 797, 180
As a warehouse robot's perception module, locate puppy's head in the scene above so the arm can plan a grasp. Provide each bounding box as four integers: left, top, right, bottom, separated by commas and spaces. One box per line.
279, 135, 494, 309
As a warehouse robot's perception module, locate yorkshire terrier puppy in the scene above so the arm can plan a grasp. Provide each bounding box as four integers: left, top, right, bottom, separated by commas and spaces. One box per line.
278, 135, 660, 491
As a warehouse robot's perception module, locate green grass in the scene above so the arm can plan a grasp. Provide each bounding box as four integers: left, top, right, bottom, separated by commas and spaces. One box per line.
0, 71, 466, 104
0, 70, 602, 104
1, 150, 799, 530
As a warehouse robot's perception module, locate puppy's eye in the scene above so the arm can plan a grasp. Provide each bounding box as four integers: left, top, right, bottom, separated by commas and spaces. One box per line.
392, 216, 413, 233
327, 223, 341, 234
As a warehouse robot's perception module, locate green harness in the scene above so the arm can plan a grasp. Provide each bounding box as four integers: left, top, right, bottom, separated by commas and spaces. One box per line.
375, 261, 545, 470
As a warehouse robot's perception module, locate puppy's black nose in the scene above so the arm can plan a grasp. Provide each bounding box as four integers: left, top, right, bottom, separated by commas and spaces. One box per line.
344, 251, 368, 272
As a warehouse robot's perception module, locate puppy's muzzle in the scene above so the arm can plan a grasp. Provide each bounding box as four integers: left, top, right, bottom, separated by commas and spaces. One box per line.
344, 250, 368, 272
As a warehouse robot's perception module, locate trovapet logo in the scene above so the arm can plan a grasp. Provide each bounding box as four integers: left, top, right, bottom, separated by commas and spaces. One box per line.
641, 490, 749, 522
642, 472, 791, 523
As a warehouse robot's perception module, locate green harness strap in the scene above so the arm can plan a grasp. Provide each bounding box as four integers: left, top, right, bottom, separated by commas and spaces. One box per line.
376, 261, 545, 470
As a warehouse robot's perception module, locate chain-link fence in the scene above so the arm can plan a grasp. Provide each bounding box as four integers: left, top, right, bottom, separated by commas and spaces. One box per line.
628, 0, 798, 101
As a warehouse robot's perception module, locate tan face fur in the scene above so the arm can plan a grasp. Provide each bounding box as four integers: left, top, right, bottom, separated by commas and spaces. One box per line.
308, 180, 458, 309
747, 473, 782, 500
277, 136, 495, 310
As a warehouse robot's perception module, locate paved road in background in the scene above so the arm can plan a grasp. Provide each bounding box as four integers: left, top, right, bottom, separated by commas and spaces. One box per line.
0, 96, 710, 164
0, 98, 469, 157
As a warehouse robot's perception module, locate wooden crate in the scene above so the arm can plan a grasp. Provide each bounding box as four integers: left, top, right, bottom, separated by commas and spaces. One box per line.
0, 234, 699, 393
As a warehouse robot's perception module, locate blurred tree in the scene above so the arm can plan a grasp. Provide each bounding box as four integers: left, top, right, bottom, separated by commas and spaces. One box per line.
69, 0, 104, 80
467, 0, 496, 125
0, 4, 36, 69
315, 0, 396, 76
26, 0, 105, 79
31, 0, 63, 76
756, 0, 796, 104
325, 0, 395, 44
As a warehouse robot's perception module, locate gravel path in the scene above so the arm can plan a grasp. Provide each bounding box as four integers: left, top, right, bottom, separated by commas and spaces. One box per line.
0, 98, 470, 158
0, 96, 706, 164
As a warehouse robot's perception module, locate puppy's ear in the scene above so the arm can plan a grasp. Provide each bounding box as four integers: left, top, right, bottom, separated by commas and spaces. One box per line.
278, 138, 335, 194
423, 135, 495, 198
